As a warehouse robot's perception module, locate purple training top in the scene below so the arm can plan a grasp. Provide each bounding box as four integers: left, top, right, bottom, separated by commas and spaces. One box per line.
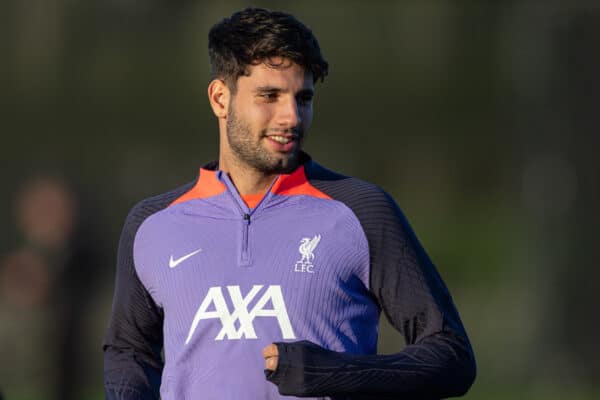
104, 156, 476, 399
134, 165, 378, 399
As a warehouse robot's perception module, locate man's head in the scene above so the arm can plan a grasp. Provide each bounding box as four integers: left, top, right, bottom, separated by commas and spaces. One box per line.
208, 8, 328, 92
207, 8, 328, 177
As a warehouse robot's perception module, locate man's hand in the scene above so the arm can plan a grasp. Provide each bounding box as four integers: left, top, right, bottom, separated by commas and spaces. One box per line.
262, 343, 279, 371
263, 341, 349, 396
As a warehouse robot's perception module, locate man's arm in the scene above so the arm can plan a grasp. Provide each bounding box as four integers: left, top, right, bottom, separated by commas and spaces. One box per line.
265, 165, 476, 398
103, 203, 165, 399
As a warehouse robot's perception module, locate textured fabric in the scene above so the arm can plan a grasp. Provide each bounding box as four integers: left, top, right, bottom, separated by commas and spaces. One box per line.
103, 156, 476, 399
103, 182, 195, 399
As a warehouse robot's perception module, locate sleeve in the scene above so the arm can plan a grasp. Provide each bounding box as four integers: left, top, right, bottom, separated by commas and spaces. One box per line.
266, 170, 476, 399
103, 205, 164, 400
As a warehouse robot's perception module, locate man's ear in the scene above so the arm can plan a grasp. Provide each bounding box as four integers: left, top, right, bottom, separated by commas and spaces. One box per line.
208, 79, 230, 119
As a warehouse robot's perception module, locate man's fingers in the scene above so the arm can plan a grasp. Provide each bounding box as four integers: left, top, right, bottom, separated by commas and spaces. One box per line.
262, 343, 278, 359
265, 356, 278, 371
263, 343, 279, 371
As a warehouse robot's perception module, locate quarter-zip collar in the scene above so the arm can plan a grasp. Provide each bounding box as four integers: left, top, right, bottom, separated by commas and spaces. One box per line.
170, 152, 329, 213
216, 171, 280, 267
217, 171, 279, 214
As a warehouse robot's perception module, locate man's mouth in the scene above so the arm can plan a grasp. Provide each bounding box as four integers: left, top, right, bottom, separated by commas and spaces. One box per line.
265, 129, 301, 144
269, 135, 294, 144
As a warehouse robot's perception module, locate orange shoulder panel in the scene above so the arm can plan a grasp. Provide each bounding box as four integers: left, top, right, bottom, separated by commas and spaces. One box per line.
169, 169, 226, 207
271, 166, 332, 200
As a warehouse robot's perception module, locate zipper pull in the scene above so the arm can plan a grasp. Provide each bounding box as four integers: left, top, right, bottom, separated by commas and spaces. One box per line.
243, 213, 250, 223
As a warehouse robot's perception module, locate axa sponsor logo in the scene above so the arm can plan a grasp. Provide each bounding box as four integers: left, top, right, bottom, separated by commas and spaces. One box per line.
185, 285, 295, 344
294, 234, 321, 273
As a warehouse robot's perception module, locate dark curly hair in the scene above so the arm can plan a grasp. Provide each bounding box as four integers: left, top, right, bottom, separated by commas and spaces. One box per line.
208, 8, 329, 91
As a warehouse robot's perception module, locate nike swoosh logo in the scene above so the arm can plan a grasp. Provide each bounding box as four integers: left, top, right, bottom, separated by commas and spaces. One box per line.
169, 248, 202, 268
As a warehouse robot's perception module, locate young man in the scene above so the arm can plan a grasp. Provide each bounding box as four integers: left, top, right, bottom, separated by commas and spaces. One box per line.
103, 8, 476, 399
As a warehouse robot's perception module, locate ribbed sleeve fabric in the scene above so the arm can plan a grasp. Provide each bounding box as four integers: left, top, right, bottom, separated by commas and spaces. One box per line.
103, 182, 195, 400
263, 161, 476, 399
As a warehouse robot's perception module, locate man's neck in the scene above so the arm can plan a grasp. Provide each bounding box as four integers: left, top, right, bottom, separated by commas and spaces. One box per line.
229, 168, 277, 196
218, 157, 277, 195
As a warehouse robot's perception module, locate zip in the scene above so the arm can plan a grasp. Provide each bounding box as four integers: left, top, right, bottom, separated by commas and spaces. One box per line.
241, 213, 251, 266
219, 171, 279, 267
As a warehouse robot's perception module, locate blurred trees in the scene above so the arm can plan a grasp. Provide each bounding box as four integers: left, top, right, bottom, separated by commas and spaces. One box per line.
1, 1, 598, 399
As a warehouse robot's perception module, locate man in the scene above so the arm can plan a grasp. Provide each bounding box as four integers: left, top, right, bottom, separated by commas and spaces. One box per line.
103, 8, 476, 399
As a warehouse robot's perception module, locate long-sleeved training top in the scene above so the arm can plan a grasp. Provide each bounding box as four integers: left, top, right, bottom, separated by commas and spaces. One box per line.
103, 155, 476, 399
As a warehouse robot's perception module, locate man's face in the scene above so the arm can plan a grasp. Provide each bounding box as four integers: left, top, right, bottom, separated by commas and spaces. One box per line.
225, 58, 314, 174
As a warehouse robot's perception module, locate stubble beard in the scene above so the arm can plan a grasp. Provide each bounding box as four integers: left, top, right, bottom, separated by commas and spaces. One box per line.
226, 105, 302, 175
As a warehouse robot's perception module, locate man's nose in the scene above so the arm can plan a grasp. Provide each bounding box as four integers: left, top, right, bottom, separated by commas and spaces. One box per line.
277, 97, 301, 128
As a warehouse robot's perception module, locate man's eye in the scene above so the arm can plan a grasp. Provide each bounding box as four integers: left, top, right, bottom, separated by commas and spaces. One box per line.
259, 93, 278, 100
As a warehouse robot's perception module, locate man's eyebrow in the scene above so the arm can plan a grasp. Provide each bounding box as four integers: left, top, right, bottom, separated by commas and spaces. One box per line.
254, 86, 283, 93
253, 86, 314, 96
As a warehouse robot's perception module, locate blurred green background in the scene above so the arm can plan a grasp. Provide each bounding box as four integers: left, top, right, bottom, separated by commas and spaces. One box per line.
1, 1, 599, 399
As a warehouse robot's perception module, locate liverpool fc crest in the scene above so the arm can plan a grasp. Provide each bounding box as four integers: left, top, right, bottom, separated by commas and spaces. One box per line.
294, 234, 321, 273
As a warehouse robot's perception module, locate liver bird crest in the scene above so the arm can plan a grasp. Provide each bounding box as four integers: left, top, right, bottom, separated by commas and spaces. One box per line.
298, 235, 321, 264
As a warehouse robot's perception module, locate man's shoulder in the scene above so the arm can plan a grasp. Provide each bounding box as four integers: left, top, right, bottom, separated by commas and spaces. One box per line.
305, 161, 396, 210
123, 179, 197, 232
135, 180, 197, 212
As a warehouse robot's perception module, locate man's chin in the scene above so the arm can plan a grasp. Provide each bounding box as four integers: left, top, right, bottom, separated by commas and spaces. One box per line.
260, 153, 299, 175
277, 152, 301, 173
